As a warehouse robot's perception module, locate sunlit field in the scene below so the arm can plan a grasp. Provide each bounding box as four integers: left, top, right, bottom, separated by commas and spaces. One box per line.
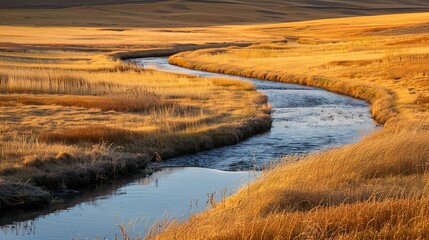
1, 1, 428, 239
156, 12, 429, 239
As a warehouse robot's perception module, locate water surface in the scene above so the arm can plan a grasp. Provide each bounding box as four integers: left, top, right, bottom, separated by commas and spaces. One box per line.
139, 58, 375, 170
1, 168, 254, 240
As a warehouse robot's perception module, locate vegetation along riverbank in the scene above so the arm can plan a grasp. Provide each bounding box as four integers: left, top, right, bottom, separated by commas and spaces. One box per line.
156, 12, 429, 239
0, 36, 273, 212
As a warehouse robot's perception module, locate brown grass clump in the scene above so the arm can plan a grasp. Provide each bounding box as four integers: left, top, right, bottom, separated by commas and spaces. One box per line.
0, 180, 50, 209
0, 93, 165, 112
151, 12, 429, 239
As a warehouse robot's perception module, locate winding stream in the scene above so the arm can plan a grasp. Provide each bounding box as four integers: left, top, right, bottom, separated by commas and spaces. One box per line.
142, 58, 376, 171
0, 57, 375, 240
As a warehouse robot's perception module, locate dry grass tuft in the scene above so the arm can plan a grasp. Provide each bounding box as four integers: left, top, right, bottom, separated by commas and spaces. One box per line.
0, 180, 49, 209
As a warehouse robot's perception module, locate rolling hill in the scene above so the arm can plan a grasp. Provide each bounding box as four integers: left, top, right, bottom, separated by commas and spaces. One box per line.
0, 0, 428, 27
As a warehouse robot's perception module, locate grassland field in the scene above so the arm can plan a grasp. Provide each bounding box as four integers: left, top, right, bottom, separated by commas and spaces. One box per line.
0, 1, 428, 239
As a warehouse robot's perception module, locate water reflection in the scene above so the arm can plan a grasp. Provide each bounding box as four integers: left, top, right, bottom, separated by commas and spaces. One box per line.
0, 168, 255, 240
2, 221, 36, 238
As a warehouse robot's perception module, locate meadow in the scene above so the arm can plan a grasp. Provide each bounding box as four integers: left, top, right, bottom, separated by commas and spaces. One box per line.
0, 1, 428, 238
0, 33, 272, 210
155, 12, 429, 239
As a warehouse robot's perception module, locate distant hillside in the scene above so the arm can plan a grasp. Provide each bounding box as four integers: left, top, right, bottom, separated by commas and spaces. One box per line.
1, 0, 428, 27
1, 0, 429, 9
0, 0, 148, 8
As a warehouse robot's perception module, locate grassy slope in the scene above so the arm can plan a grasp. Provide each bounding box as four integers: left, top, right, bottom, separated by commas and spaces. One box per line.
1, 0, 429, 27
154, 13, 429, 239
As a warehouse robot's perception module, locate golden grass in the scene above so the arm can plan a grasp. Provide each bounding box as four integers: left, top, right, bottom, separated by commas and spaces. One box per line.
152, 126, 429, 239
150, 12, 429, 239
0, 63, 269, 145
1, 2, 428, 236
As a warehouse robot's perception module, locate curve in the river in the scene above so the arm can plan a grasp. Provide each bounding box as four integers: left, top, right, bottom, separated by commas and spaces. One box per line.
0, 56, 375, 240
137, 57, 376, 171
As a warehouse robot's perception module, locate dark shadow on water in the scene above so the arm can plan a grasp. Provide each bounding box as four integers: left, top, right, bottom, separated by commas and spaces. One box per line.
0, 167, 255, 239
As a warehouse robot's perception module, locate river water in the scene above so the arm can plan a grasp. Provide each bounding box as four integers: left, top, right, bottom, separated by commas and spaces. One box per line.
140, 58, 376, 171
0, 57, 375, 240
